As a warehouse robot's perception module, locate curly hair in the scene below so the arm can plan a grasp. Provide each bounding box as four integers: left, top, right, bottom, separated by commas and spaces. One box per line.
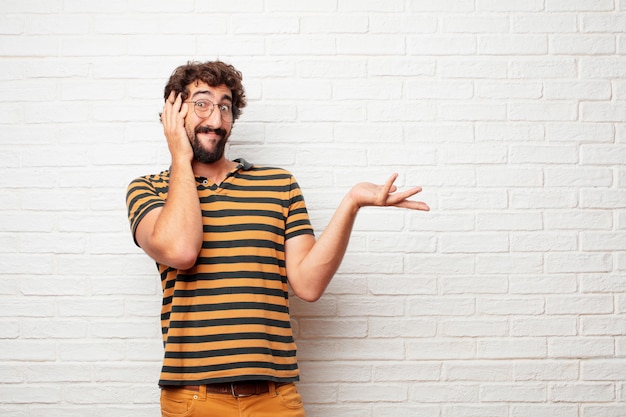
163, 60, 247, 121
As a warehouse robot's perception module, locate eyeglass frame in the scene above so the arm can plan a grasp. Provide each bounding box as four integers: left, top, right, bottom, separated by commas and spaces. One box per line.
184, 99, 235, 122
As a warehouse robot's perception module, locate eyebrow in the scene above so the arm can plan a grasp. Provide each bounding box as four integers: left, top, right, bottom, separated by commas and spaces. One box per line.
190, 90, 233, 103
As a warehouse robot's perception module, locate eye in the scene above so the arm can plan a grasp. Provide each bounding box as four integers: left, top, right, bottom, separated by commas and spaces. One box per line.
195, 100, 210, 109
218, 104, 231, 113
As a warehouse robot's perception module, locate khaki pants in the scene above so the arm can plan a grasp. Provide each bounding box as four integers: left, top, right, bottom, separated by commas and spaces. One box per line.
160, 382, 307, 417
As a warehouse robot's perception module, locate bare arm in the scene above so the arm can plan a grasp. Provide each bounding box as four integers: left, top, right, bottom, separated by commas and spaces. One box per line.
134, 92, 203, 270
285, 173, 429, 302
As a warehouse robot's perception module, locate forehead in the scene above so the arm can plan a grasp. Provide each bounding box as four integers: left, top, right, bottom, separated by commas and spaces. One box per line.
186, 81, 232, 101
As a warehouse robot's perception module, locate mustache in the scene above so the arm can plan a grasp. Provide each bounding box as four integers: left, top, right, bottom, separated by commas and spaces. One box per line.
195, 125, 227, 138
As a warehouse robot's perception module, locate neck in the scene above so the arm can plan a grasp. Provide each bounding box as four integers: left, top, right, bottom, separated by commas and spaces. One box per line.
191, 157, 238, 184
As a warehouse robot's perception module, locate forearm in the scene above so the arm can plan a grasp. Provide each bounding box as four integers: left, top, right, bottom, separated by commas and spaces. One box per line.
287, 192, 360, 301
286, 174, 429, 302
142, 159, 203, 269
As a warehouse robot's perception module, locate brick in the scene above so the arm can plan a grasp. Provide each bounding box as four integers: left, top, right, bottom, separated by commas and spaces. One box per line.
267, 36, 336, 56
1, 385, 61, 404
549, 383, 615, 402
478, 338, 547, 359
441, 319, 508, 337
513, 360, 579, 381
476, 81, 543, 99
544, 210, 613, 230
546, 0, 615, 11
582, 102, 626, 122
510, 232, 577, 252
476, 167, 542, 187
511, 404, 579, 417
479, 35, 548, 55
441, 275, 508, 295
509, 275, 578, 295
443, 361, 513, 381
546, 253, 613, 273
582, 317, 626, 336
478, 297, 545, 315
546, 122, 614, 143
510, 189, 578, 209
480, 383, 546, 402
443, 16, 509, 33
510, 317, 577, 336
544, 80, 612, 100
580, 57, 626, 78
545, 167, 613, 187
440, 232, 509, 253
511, 14, 578, 33
410, 383, 479, 402
299, 362, 371, 383
444, 405, 509, 417
301, 15, 368, 34
439, 57, 508, 78
510, 58, 578, 78
476, 212, 543, 231
550, 35, 616, 55
582, 359, 626, 381
510, 102, 578, 122
299, 319, 367, 338
408, 35, 477, 55
439, 190, 508, 210
440, 102, 507, 121
369, 318, 437, 338
582, 405, 626, 417
476, 254, 543, 274
581, 189, 626, 209
371, 15, 437, 33
374, 362, 440, 382
339, 384, 408, 402
406, 339, 476, 360
406, 254, 476, 274
408, 0, 475, 12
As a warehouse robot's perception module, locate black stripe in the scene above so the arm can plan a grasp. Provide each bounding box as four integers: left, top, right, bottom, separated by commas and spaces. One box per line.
203, 223, 284, 235
176, 270, 285, 283
202, 239, 283, 251
162, 361, 298, 374
173, 286, 287, 299
165, 332, 294, 344
234, 171, 292, 181
164, 347, 296, 359
168, 317, 291, 329
201, 208, 285, 220
171, 302, 289, 314
195, 255, 285, 268
220, 183, 292, 193
199, 194, 289, 207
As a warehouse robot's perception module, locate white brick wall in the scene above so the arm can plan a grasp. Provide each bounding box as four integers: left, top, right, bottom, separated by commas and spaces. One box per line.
0, 1, 624, 416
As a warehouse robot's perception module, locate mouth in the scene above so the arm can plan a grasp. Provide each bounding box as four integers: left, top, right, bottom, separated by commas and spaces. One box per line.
195, 126, 226, 139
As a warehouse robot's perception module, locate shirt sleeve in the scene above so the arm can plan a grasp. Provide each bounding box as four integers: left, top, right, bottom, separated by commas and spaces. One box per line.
285, 175, 315, 240
125, 175, 166, 246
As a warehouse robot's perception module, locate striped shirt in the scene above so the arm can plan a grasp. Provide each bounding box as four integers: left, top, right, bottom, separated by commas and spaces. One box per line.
125, 159, 314, 386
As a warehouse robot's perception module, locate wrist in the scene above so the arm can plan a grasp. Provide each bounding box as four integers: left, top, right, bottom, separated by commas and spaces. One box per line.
344, 188, 362, 213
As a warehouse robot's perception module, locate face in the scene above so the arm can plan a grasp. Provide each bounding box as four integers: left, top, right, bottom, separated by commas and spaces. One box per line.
183, 82, 234, 164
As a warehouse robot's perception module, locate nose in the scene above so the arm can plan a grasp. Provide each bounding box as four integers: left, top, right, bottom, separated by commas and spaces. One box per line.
206, 105, 223, 128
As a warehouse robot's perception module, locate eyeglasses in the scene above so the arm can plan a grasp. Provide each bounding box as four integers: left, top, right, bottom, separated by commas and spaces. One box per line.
185, 99, 234, 122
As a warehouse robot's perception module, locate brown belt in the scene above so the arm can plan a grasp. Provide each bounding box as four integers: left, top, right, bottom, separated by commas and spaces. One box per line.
177, 381, 287, 397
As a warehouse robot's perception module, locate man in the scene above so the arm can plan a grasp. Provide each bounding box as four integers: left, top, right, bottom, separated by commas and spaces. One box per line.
126, 60, 429, 416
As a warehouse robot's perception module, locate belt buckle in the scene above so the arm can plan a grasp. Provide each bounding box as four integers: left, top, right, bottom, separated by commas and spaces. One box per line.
230, 382, 253, 398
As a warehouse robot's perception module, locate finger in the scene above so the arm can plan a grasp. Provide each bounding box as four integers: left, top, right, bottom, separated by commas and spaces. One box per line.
387, 186, 422, 204
383, 173, 399, 194
394, 200, 430, 211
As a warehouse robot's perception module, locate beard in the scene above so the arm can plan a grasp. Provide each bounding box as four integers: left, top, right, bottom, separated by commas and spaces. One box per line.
189, 125, 229, 164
